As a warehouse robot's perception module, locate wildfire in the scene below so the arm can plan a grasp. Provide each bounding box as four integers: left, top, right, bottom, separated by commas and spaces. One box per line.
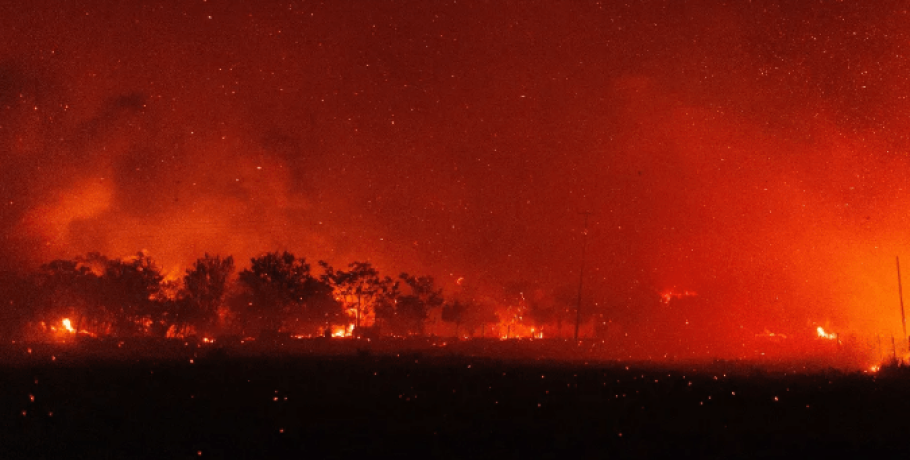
816, 326, 837, 340
62, 318, 75, 333
331, 324, 354, 338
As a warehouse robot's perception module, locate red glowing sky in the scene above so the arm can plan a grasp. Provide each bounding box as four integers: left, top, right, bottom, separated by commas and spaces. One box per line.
4, 1, 910, 343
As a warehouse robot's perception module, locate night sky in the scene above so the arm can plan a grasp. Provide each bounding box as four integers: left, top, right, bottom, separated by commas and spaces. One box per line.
4, 1, 910, 350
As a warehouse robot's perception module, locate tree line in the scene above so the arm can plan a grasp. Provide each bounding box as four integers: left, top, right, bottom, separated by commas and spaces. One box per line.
0, 250, 544, 341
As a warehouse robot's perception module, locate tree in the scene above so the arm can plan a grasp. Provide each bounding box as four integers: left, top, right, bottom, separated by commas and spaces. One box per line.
99, 252, 166, 337
441, 300, 467, 338
442, 298, 497, 338
238, 251, 336, 334
372, 280, 401, 334
181, 254, 234, 337
33, 259, 99, 335
464, 298, 499, 338
320, 261, 394, 332
293, 280, 342, 334
376, 273, 443, 336
223, 286, 257, 336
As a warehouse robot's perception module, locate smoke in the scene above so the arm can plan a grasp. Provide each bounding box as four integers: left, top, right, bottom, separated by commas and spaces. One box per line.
3, 1, 910, 358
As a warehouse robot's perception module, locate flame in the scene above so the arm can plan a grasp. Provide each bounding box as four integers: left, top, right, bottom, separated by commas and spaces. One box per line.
62, 318, 75, 333
330, 324, 353, 338
497, 320, 537, 339
816, 326, 837, 340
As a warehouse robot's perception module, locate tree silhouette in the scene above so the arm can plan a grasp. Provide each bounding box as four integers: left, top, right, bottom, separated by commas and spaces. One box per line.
465, 298, 499, 338
33, 259, 97, 335
181, 254, 234, 337
99, 252, 166, 337
238, 251, 336, 335
320, 261, 394, 332
441, 300, 467, 338
372, 279, 400, 334
294, 281, 343, 335
443, 298, 500, 338
378, 273, 443, 336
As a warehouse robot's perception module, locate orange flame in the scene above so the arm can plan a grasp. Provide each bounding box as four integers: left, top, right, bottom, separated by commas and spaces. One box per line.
62, 318, 75, 334
331, 324, 353, 338
816, 326, 837, 340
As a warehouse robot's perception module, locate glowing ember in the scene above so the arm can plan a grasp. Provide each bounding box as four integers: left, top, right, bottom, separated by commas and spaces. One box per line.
816, 326, 837, 340
61, 318, 75, 334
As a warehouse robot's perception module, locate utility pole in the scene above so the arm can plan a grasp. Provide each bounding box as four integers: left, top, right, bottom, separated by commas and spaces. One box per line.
574, 211, 593, 342
898, 256, 908, 353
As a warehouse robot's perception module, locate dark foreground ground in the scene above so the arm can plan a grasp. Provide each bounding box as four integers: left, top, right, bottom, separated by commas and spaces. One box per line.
1, 341, 908, 459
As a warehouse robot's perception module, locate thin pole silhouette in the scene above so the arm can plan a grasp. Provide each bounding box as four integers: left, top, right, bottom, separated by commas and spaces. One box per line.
574, 211, 592, 342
